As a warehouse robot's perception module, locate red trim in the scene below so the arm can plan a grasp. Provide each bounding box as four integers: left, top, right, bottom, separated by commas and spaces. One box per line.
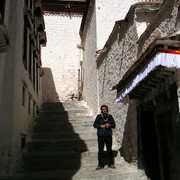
158, 47, 180, 55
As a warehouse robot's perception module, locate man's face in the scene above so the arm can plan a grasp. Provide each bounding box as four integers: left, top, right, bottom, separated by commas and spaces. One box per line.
101, 107, 108, 114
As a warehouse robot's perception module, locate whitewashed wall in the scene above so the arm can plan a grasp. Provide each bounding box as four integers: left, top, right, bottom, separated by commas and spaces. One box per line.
82, 0, 144, 114
97, 0, 180, 163
95, 0, 162, 50
41, 15, 82, 102
95, 0, 137, 50
80, 1, 99, 114
0, 0, 43, 175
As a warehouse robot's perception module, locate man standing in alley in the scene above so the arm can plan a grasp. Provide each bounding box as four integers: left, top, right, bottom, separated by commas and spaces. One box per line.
93, 105, 116, 170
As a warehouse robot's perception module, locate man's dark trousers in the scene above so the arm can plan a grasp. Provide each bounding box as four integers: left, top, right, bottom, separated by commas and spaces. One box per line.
98, 136, 114, 166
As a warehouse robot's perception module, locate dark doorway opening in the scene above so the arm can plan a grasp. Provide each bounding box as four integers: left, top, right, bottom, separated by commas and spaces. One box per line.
139, 104, 177, 180
156, 110, 176, 180
140, 107, 160, 180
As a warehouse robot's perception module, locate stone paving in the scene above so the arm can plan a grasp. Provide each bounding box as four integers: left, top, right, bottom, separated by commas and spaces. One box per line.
7, 101, 147, 180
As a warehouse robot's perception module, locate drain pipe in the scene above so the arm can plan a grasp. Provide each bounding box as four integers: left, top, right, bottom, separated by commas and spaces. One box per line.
77, 44, 84, 101
78, 68, 81, 100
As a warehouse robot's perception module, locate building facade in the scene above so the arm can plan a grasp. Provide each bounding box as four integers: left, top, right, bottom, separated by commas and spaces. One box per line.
0, 0, 45, 175
0, 0, 179, 179
80, 0, 180, 179
80, 0, 163, 115
41, 14, 82, 102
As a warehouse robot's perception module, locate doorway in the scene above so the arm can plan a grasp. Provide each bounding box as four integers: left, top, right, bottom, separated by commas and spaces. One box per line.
139, 105, 177, 179
140, 106, 160, 179
156, 110, 176, 180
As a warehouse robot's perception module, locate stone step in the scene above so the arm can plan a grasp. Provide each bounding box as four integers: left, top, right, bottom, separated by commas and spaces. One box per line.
22, 150, 121, 171
31, 132, 95, 140
62, 101, 88, 107
11, 101, 146, 180
26, 138, 97, 152
40, 101, 88, 109
37, 113, 92, 119
33, 121, 94, 129
22, 150, 120, 161
12, 163, 146, 180
29, 133, 118, 151
33, 121, 94, 127
32, 124, 95, 133
40, 103, 91, 114
26, 144, 107, 155
39, 109, 91, 115
35, 116, 94, 123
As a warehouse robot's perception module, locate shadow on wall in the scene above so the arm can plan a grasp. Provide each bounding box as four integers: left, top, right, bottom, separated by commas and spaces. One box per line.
42, 68, 59, 102
21, 102, 88, 179
119, 103, 136, 164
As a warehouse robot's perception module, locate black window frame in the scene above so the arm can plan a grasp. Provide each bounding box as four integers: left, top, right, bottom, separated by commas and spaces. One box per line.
0, 0, 6, 24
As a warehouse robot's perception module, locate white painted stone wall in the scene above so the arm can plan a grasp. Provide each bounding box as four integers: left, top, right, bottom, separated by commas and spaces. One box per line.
95, 0, 162, 50
138, 1, 180, 56
82, 0, 164, 132
96, 0, 180, 164
96, 0, 137, 50
82, 0, 145, 114
81, 1, 99, 114
41, 15, 82, 102
0, 0, 43, 175
97, 11, 139, 149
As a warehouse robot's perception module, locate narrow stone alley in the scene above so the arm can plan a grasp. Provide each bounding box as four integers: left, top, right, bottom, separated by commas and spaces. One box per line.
1, 1, 180, 179
11, 101, 146, 180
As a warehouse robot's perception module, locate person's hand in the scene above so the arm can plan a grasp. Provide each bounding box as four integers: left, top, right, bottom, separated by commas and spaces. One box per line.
100, 125, 106, 129
105, 123, 111, 128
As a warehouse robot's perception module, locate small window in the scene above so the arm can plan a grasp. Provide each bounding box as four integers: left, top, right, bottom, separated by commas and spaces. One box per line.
28, 38, 32, 80
32, 55, 36, 89
36, 67, 39, 94
23, 25, 28, 69
33, 101, 36, 118
0, 0, 6, 24
25, 0, 28, 8
28, 96, 31, 114
22, 86, 26, 107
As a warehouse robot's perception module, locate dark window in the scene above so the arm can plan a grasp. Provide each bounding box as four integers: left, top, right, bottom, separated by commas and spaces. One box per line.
32, 54, 36, 89
28, 36, 32, 80
33, 101, 36, 118
23, 0, 28, 69
0, 0, 6, 24
30, 0, 33, 10
22, 86, 26, 107
23, 25, 28, 69
28, 96, 31, 114
36, 67, 39, 94
25, 0, 28, 8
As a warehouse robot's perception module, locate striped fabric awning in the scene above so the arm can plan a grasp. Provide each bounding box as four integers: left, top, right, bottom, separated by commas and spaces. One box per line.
116, 49, 180, 102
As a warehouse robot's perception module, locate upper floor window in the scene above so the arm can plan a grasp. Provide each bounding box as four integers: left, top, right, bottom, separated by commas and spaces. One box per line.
22, 85, 26, 107
0, 0, 6, 24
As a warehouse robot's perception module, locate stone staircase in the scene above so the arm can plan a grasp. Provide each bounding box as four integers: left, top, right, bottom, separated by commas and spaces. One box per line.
12, 101, 147, 180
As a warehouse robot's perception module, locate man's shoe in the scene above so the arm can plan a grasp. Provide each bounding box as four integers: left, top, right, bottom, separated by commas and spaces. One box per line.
108, 164, 116, 169
96, 165, 104, 170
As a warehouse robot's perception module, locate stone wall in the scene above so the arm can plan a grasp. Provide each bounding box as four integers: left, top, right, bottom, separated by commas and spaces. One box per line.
95, 0, 136, 50
41, 15, 82, 102
97, 4, 140, 150
81, 0, 99, 114
96, 0, 180, 164
0, 0, 43, 175
81, 0, 145, 115
95, 0, 162, 50
138, 0, 180, 57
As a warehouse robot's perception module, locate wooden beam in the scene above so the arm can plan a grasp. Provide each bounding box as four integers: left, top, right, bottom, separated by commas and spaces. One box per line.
56, 0, 87, 2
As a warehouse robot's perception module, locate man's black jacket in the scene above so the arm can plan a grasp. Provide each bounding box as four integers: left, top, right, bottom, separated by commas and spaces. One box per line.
93, 113, 115, 136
